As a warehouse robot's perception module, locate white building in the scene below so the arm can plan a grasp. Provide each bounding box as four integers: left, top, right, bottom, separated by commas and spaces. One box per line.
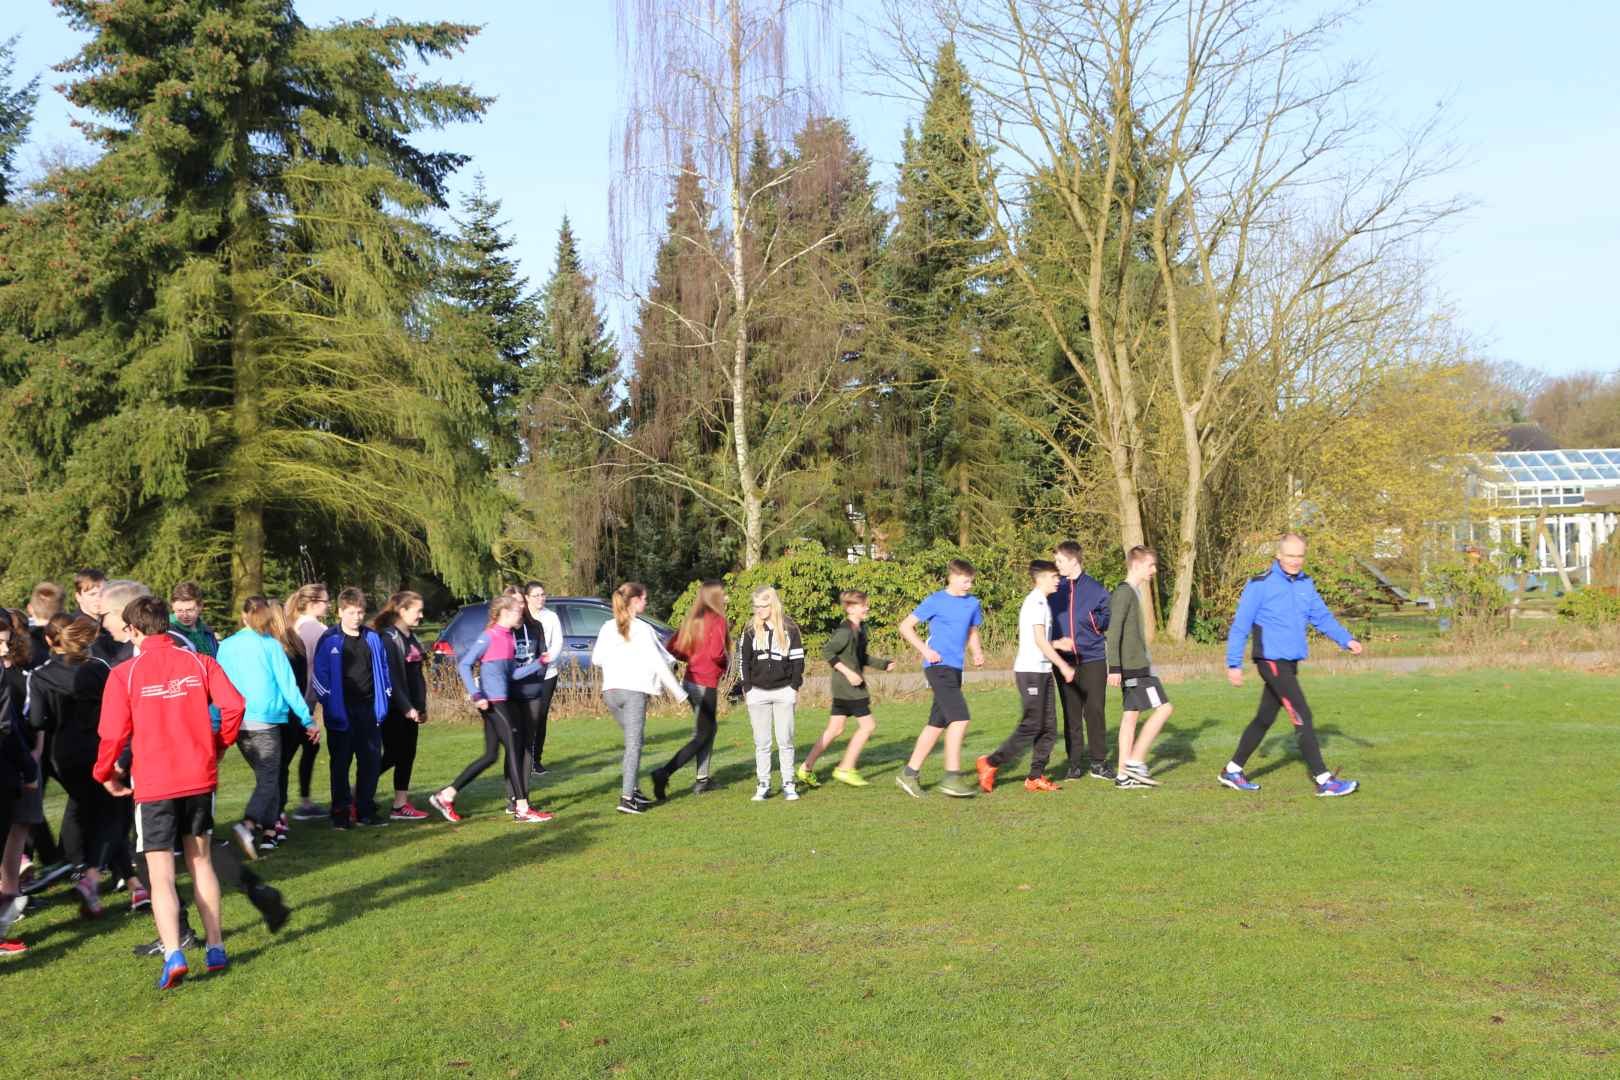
1467, 449, 1620, 582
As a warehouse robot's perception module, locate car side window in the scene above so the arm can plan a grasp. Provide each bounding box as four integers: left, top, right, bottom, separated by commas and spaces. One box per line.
563, 604, 613, 638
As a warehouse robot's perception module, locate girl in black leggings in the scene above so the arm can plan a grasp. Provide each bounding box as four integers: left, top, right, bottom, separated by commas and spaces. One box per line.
375, 592, 429, 820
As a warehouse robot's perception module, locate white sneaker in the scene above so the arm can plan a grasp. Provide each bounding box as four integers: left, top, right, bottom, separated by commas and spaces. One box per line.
1125, 762, 1160, 787
783, 783, 799, 802
752, 782, 770, 802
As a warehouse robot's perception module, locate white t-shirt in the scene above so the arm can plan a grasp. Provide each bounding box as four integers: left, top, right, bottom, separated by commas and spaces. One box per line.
1013, 588, 1054, 673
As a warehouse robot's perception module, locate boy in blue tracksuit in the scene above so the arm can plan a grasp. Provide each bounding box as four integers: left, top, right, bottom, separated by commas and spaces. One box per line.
311, 589, 393, 827
1049, 540, 1112, 779
1219, 533, 1363, 797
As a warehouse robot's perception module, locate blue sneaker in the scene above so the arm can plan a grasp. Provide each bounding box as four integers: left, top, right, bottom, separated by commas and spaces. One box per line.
1218, 769, 1259, 791
157, 949, 188, 990
205, 945, 228, 974
1315, 775, 1359, 798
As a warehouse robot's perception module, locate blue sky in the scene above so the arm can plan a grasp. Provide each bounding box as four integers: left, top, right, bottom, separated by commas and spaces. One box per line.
7, 1, 1616, 378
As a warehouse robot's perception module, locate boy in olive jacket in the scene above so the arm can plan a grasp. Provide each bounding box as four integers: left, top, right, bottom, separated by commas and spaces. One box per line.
796, 591, 895, 788
1105, 546, 1173, 788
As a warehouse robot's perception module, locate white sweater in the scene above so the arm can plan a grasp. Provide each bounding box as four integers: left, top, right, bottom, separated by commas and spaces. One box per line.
591, 619, 685, 699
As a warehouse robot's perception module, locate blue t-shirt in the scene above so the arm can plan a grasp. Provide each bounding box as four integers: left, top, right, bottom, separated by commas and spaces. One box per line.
911, 590, 983, 670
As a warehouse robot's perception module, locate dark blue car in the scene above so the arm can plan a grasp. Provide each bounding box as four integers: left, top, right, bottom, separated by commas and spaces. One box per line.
429, 597, 675, 686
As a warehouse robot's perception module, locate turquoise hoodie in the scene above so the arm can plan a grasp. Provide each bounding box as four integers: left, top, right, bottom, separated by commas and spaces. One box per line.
217, 628, 315, 729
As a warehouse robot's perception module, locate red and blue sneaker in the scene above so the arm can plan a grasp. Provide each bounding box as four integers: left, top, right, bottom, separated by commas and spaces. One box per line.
205, 945, 228, 974
1315, 775, 1359, 798
157, 949, 189, 990
1218, 768, 1260, 791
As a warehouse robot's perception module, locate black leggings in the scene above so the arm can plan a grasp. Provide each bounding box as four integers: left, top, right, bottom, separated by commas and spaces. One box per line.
278, 722, 304, 816
660, 684, 718, 778
518, 681, 557, 770
1231, 659, 1327, 776
297, 735, 320, 801
380, 712, 420, 793
451, 700, 527, 803
1055, 655, 1108, 765
54, 762, 132, 877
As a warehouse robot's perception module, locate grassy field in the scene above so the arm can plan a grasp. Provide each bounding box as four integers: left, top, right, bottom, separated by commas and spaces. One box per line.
12, 668, 1618, 1078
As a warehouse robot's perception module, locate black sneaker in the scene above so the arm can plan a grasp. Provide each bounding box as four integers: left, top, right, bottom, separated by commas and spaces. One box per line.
291, 803, 328, 821
1088, 761, 1113, 780
358, 815, 390, 828
248, 883, 290, 933
651, 769, 670, 802
615, 796, 645, 815
693, 777, 717, 794
630, 788, 653, 809
133, 924, 198, 958
531, 764, 549, 778
1064, 767, 1087, 781
331, 815, 352, 831
1115, 773, 1149, 789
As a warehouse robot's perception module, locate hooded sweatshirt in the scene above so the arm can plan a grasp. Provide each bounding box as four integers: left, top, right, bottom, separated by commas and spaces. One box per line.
217, 628, 315, 730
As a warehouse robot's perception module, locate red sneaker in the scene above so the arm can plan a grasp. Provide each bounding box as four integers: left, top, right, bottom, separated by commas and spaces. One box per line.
975, 755, 998, 793
1024, 776, 1062, 793
0, 938, 26, 958
390, 803, 429, 821
130, 885, 151, 912
514, 808, 555, 824
428, 793, 462, 823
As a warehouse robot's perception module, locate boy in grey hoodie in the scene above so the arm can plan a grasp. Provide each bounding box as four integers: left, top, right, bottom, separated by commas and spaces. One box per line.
1105, 546, 1173, 788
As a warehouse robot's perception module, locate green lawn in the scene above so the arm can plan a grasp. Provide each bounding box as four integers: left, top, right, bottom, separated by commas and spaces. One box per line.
15, 669, 1618, 1078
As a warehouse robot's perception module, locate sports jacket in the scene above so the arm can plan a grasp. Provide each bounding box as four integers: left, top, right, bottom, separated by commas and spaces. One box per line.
737, 622, 805, 693
1048, 573, 1111, 663
311, 626, 393, 730
1225, 561, 1355, 669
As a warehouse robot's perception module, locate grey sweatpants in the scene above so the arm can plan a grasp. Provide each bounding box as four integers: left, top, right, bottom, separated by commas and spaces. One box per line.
745, 686, 797, 784
603, 689, 648, 799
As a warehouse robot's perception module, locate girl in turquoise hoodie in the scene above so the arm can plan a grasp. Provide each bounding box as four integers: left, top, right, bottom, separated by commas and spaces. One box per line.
217, 597, 319, 857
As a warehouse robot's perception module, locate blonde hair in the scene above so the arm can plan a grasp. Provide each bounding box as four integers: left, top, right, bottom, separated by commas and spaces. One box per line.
284, 583, 328, 622
486, 594, 523, 629
673, 581, 728, 655
612, 582, 646, 640
750, 586, 789, 640
241, 595, 279, 636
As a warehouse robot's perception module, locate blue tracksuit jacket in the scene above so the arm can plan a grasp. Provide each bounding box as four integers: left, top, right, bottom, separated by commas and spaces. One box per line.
311, 626, 392, 731
1225, 562, 1354, 669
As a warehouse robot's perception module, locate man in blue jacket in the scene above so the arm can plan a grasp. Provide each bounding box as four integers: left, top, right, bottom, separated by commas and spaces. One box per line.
1220, 533, 1362, 797
1049, 540, 1112, 780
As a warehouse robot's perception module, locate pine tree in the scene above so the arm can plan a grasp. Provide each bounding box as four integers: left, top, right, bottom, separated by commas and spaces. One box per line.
0, 35, 39, 207
0, 1, 501, 604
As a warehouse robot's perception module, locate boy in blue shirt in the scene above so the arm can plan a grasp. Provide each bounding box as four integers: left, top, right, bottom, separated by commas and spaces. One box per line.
896, 560, 985, 798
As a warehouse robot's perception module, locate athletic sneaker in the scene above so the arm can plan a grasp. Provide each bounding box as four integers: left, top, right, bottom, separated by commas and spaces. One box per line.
390, 803, 429, 821
651, 769, 670, 802
514, 807, 555, 823
832, 768, 868, 787
291, 803, 327, 821
783, 783, 800, 802
129, 885, 151, 912
330, 815, 352, 830
358, 815, 390, 827
134, 925, 198, 958
752, 782, 771, 802
428, 793, 462, 824
1088, 761, 1113, 781
1218, 768, 1260, 792
693, 776, 717, 794
1123, 763, 1160, 787
1064, 767, 1087, 781
205, 945, 228, 974
631, 789, 653, 810
504, 799, 517, 816
274, 813, 290, 839
0, 938, 24, 958
74, 874, 104, 918
531, 764, 549, 778
0, 895, 24, 937
1115, 773, 1150, 790
974, 755, 997, 793
1315, 775, 1359, 798
615, 796, 644, 815
895, 772, 925, 799
21, 862, 72, 895
937, 773, 977, 798
794, 765, 821, 789
157, 950, 188, 990
1023, 777, 1061, 793
256, 834, 279, 855
231, 821, 259, 862
247, 882, 290, 933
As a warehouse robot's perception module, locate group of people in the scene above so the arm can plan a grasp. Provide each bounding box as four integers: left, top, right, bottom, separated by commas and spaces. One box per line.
0, 531, 1362, 986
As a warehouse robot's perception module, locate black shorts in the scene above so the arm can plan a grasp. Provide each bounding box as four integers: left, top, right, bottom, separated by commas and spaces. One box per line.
134, 793, 215, 853
1121, 675, 1169, 713
924, 666, 971, 728
830, 698, 873, 718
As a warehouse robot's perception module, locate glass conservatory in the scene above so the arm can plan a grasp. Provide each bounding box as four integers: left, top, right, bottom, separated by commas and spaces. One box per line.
1467, 449, 1620, 579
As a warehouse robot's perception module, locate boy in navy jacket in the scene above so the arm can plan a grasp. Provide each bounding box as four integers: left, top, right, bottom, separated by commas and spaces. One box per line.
312, 589, 393, 827
1048, 540, 1112, 779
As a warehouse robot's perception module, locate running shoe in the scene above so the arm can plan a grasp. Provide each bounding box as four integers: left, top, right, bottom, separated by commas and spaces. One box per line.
783, 783, 800, 802
256, 833, 279, 855
751, 782, 771, 802
428, 793, 462, 824
330, 814, 353, 830
1115, 773, 1149, 790
615, 796, 644, 815
157, 950, 188, 990
248, 882, 290, 933
1064, 767, 1087, 781
1124, 762, 1161, 787
1315, 775, 1359, 798
74, 874, 104, 918
693, 777, 717, 794
937, 773, 977, 798
514, 807, 555, 823
832, 768, 868, 787
133, 925, 198, 958
1088, 761, 1113, 781
974, 755, 997, 793
349, 804, 359, 824
631, 789, 653, 809
21, 861, 73, 895
0, 938, 25, 958
358, 815, 390, 828
291, 803, 328, 821
390, 803, 429, 821
793, 765, 821, 789
1218, 768, 1260, 792
531, 764, 549, 778
895, 772, 926, 799
651, 769, 670, 802
504, 799, 517, 816
130, 885, 151, 912
1023, 777, 1061, 793
205, 945, 228, 974
0, 895, 24, 937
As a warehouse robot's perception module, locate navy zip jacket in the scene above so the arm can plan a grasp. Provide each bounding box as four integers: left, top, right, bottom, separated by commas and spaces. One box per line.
311, 625, 392, 731
1048, 573, 1111, 663
1225, 561, 1355, 669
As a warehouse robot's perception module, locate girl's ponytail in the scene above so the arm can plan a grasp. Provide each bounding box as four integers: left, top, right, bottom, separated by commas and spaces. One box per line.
612, 582, 647, 641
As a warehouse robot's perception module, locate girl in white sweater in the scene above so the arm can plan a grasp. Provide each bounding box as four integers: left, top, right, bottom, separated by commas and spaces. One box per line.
591, 583, 685, 815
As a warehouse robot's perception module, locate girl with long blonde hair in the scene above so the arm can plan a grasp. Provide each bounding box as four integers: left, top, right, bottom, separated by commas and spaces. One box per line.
590, 583, 685, 815
282, 583, 331, 821
736, 586, 805, 802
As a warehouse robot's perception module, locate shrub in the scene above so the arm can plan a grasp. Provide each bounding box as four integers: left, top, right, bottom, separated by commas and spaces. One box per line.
1423, 559, 1511, 624
1557, 586, 1620, 626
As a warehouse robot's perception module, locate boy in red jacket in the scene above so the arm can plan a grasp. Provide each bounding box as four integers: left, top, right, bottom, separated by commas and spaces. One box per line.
95, 596, 246, 989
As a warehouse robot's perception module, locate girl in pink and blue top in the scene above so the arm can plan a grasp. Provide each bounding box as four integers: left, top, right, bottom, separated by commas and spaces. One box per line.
428, 596, 552, 824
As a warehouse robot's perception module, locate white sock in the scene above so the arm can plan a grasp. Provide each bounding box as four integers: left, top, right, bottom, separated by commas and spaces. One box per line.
1127, 759, 1145, 769
1314, 771, 1333, 784
1226, 761, 1243, 774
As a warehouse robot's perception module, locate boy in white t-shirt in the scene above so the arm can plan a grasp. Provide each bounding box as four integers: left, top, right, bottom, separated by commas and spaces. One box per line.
976, 561, 1075, 793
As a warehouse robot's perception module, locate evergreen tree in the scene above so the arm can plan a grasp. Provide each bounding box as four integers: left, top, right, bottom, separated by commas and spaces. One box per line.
0, 1, 500, 604
0, 35, 39, 207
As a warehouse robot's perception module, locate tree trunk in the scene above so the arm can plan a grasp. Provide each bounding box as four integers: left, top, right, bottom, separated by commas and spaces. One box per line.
727, 0, 763, 568
231, 292, 265, 607
1167, 411, 1203, 641
957, 461, 970, 548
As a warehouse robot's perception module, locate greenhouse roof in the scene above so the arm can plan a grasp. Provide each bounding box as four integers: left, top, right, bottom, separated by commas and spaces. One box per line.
1483, 449, 1620, 485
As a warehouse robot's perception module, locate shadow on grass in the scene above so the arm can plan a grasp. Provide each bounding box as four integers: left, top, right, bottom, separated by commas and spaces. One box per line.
1247, 724, 1376, 780
1145, 716, 1221, 775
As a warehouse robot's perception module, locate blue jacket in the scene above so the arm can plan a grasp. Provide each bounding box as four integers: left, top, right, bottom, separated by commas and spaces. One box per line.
1225, 562, 1355, 669
311, 626, 392, 731
1048, 573, 1111, 663
217, 628, 314, 729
